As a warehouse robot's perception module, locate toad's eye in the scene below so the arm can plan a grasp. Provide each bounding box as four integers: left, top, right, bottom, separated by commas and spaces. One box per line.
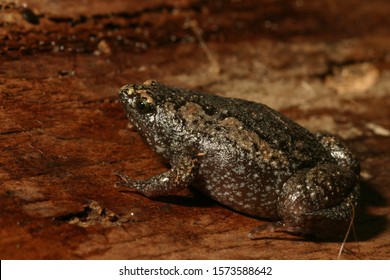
135, 92, 155, 114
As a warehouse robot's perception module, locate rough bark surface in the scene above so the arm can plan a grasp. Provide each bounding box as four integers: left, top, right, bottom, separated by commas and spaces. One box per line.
0, 0, 389, 259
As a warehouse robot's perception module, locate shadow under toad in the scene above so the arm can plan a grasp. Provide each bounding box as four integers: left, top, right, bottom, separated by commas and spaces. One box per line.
352, 179, 388, 241
118, 176, 387, 242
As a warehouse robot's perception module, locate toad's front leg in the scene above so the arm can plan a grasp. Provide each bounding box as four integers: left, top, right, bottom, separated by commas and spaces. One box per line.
117, 155, 199, 198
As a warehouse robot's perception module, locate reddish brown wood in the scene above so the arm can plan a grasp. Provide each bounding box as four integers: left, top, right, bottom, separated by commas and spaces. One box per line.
0, 0, 389, 259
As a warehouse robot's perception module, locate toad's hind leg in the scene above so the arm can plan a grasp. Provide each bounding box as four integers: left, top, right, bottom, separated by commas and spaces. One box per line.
249, 164, 359, 239
315, 133, 360, 175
